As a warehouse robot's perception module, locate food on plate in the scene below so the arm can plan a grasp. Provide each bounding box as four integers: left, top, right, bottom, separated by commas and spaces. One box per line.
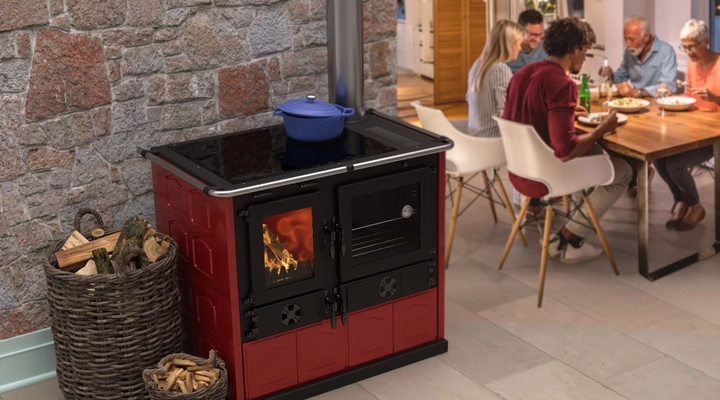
610, 98, 645, 107
588, 113, 607, 124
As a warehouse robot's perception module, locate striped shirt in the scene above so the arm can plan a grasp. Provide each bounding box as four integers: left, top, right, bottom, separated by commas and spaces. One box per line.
466, 60, 513, 137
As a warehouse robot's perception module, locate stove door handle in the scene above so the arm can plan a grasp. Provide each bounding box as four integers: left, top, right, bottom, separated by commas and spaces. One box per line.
325, 293, 337, 329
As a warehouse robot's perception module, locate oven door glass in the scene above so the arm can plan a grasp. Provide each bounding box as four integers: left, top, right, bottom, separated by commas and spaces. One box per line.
247, 191, 326, 305
337, 167, 436, 282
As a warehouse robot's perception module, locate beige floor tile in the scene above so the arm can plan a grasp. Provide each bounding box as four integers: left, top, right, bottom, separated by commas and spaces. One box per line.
480, 296, 663, 381
605, 357, 720, 400
537, 271, 688, 332
309, 383, 379, 400
485, 360, 627, 400
438, 300, 553, 384
1, 378, 64, 400
628, 311, 720, 381
359, 357, 502, 400
613, 263, 720, 325
444, 259, 536, 313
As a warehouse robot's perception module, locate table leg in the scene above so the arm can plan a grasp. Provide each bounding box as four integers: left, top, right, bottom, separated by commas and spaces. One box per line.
639, 143, 720, 281
637, 160, 650, 278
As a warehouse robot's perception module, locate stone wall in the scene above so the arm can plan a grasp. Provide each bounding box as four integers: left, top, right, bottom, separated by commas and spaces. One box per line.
0, 0, 397, 340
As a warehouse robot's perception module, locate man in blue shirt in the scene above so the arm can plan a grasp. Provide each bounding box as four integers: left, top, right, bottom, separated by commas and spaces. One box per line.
605, 15, 678, 97
506, 10, 549, 74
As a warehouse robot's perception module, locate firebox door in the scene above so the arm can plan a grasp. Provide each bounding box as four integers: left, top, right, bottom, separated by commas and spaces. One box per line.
246, 191, 326, 306
336, 167, 435, 282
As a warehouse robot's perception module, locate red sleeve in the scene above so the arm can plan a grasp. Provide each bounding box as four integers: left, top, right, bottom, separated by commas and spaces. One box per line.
546, 81, 578, 158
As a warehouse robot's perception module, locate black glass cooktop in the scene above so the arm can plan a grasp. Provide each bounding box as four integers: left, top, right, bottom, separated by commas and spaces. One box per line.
166, 120, 396, 185
145, 111, 451, 196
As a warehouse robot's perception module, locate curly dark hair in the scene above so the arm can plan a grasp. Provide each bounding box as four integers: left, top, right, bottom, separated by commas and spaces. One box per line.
542, 17, 596, 57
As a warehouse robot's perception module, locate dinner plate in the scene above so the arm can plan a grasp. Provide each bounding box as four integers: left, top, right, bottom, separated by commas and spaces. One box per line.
607, 98, 650, 113
657, 96, 696, 111
578, 112, 628, 127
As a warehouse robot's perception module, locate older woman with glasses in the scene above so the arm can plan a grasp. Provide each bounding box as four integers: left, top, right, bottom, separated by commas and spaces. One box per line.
654, 19, 719, 231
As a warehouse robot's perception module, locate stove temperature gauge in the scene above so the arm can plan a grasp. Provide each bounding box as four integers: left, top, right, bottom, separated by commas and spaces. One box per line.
401, 205, 414, 218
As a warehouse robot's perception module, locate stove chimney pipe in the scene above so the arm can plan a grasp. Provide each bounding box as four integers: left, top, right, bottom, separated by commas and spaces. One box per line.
327, 0, 365, 120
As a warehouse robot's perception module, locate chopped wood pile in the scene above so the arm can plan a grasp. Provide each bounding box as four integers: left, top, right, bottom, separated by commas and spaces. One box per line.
54, 216, 171, 275
150, 359, 221, 394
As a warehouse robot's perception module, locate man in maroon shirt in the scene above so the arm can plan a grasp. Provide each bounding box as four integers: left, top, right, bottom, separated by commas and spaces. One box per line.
503, 17, 632, 263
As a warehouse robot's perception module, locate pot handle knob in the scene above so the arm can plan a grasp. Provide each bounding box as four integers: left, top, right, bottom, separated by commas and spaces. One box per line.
341, 108, 355, 117
306, 95, 317, 103
273, 107, 283, 116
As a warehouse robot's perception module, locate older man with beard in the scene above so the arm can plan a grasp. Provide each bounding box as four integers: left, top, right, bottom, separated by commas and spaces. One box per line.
604, 15, 678, 97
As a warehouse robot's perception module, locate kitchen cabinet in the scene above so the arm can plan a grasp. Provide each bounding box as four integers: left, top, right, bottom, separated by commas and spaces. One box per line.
434, 0, 487, 104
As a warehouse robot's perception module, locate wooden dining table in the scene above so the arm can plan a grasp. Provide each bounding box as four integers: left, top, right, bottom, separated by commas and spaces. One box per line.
577, 99, 720, 281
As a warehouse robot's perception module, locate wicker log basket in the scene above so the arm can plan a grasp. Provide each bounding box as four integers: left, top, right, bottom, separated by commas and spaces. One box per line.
43, 208, 183, 400
143, 350, 228, 400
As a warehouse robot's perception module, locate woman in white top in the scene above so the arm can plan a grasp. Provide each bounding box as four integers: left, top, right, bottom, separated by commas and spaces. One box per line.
467, 20, 524, 137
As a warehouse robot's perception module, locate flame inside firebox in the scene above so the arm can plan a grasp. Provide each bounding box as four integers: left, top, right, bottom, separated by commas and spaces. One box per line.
262, 207, 314, 286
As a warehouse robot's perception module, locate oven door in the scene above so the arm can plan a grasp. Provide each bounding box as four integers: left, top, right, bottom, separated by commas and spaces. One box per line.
246, 191, 326, 305
336, 167, 435, 282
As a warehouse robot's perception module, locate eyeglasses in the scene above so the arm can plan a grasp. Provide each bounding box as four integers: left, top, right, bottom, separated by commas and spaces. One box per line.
526, 32, 543, 39
678, 43, 700, 53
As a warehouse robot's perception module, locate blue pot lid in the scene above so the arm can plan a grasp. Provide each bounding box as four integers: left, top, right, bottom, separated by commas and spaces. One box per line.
277, 95, 342, 118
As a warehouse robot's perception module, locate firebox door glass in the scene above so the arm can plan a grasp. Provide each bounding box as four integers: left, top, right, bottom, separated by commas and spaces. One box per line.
350, 183, 420, 263
262, 207, 315, 288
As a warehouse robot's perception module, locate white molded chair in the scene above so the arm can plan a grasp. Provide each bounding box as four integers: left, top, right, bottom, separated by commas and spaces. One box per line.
411, 101, 526, 269
493, 116, 620, 307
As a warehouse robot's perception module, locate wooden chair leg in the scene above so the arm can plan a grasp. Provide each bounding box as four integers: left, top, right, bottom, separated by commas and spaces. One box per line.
563, 195, 571, 216
498, 197, 531, 270
445, 178, 464, 269
538, 204, 554, 307
494, 173, 527, 247
583, 195, 620, 275
482, 171, 498, 223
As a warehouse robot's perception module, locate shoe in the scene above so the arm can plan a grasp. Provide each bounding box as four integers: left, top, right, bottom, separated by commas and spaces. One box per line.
560, 239, 603, 264
676, 205, 706, 231
666, 201, 688, 228
538, 235, 562, 260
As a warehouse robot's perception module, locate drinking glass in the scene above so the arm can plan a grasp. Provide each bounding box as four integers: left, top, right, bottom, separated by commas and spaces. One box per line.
655, 80, 671, 117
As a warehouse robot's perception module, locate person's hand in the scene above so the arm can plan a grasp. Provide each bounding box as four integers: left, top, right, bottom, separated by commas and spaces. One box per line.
616, 81, 640, 97
574, 105, 588, 118
596, 109, 618, 137
690, 87, 718, 103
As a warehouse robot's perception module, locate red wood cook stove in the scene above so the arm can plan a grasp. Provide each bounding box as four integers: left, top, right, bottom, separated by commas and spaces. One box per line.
140, 1, 451, 398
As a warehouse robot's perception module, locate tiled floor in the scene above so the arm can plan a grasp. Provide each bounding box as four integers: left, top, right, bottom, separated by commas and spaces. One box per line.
4, 75, 719, 399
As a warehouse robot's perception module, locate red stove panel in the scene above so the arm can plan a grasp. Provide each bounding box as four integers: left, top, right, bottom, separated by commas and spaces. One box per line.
348, 304, 394, 367
297, 317, 347, 383
243, 332, 298, 399
165, 176, 186, 215
394, 289, 438, 352
189, 189, 211, 231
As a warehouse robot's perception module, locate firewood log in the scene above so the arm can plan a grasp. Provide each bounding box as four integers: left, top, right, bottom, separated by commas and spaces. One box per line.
92, 248, 114, 274
111, 216, 148, 271
61, 230, 89, 251
55, 232, 121, 271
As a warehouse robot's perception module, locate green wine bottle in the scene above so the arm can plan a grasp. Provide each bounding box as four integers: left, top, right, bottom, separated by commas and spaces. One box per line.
579, 73, 591, 113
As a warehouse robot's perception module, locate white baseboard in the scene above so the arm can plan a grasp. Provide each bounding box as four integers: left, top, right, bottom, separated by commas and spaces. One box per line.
0, 328, 56, 394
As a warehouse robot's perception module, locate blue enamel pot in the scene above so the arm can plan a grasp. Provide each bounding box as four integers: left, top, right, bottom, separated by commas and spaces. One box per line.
273, 95, 355, 142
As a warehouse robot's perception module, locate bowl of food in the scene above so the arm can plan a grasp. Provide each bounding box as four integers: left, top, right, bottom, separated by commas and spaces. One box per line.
657, 96, 696, 111
607, 98, 650, 113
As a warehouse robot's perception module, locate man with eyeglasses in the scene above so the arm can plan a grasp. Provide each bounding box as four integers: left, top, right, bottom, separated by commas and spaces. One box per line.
601, 15, 677, 98
506, 9, 549, 74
